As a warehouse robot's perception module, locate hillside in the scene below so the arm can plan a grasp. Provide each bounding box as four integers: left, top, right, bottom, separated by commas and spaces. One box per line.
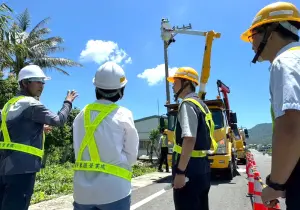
246, 123, 272, 145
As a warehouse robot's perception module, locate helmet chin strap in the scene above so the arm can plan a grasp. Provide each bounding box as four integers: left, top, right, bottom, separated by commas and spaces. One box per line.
174, 80, 190, 101
252, 23, 279, 64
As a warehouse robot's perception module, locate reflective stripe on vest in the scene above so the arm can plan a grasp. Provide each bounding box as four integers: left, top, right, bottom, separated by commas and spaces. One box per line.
0, 96, 45, 158
73, 103, 133, 181
270, 46, 300, 128
173, 97, 218, 158
161, 135, 168, 147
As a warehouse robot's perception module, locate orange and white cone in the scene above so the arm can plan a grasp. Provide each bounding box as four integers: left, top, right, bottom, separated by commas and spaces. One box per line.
261, 183, 281, 210
248, 165, 255, 196
246, 156, 251, 176
253, 172, 268, 210
267, 202, 281, 210
246, 158, 254, 177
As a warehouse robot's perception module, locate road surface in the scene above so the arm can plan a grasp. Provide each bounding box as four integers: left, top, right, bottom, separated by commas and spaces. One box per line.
30, 149, 281, 210
251, 149, 286, 209
130, 150, 286, 210
130, 166, 252, 210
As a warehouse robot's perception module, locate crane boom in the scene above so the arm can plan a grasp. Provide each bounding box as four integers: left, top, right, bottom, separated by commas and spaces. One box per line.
199, 31, 221, 100
161, 18, 221, 103
217, 79, 231, 121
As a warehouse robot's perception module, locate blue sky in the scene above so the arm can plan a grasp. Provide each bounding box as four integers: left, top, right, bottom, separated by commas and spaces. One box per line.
6, 0, 300, 129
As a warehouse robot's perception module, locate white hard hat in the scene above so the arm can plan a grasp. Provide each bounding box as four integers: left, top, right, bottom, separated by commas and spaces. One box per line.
93, 61, 127, 89
18, 64, 51, 82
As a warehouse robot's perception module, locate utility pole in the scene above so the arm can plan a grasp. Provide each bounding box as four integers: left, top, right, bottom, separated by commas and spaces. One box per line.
161, 18, 192, 110
163, 41, 170, 107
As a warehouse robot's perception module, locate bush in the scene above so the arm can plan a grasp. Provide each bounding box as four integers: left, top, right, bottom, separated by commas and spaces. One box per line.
30, 107, 156, 204
31, 161, 156, 204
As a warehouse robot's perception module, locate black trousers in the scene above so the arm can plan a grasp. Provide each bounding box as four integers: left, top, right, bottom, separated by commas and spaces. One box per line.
158, 147, 169, 171
173, 173, 210, 210
0, 173, 36, 210
285, 160, 300, 210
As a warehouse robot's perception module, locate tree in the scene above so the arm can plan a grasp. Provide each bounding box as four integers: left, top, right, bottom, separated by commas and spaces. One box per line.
0, 72, 18, 108
44, 107, 81, 164
1, 8, 82, 75
0, 3, 13, 67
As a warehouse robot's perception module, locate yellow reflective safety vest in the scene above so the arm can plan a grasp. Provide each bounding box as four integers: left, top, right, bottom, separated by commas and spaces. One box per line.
161, 135, 168, 148
173, 97, 218, 158
0, 96, 45, 158
270, 46, 300, 129
73, 103, 133, 181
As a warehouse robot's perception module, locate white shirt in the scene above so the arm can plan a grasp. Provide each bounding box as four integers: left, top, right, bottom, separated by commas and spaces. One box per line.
269, 42, 300, 119
72, 99, 139, 205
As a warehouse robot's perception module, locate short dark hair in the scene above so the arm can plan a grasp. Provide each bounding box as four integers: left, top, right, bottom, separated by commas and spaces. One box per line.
95, 87, 125, 102
181, 79, 196, 92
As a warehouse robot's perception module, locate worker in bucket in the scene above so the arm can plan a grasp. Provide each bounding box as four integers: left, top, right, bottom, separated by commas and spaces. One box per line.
72, 61, 139, 210
167, 67, 217, 210
0, 64, 78, 210
241, 2, 300, 209
158, 129, 169, 172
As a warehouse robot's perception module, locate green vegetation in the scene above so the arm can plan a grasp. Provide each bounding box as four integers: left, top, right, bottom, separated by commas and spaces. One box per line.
29, 108, 157, 204
0, 6, 82, 109
31, 162, 156, 204
0, 5, 157, 205
247, 123, 272, 144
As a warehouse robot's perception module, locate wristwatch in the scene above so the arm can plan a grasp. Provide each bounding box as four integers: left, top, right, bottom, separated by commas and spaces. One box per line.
266, 175, 286, 191
175, 167, 186, 175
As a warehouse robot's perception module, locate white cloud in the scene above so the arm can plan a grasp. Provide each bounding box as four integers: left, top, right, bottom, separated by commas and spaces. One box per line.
80, 40, 132, 65
137, 64, 178, 86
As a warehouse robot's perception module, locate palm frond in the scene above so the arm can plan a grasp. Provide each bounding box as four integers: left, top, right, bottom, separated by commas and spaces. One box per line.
29, 17, 50, 36
29, 57, 82, 75
16, 9, 30, 32
1, 8, 82, 76
27, 27, 50, 41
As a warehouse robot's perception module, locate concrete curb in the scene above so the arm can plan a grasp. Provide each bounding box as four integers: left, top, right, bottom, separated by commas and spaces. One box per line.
29, 171, 172, 210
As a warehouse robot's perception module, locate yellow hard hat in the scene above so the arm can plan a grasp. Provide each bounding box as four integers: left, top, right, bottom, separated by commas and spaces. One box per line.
167, 67, 199, 86
163, 129, 168, 134
241, 2, 300, 42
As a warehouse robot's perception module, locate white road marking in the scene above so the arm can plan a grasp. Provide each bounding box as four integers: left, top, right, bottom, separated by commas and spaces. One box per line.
130, 189, 168, 210
237, 168, 246, 173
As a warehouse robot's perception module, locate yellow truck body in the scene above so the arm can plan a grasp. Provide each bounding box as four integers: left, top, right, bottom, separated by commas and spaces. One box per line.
163, 99, 238, 180
234, 128, 249, 164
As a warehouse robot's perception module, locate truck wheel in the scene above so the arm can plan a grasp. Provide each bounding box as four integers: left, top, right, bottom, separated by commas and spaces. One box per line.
225, 161, 234, 181
240, 158, 246, 165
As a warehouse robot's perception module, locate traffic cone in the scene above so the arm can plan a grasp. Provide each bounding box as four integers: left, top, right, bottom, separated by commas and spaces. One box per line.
248, 165, 255, 196
267, 202, 281, 210
253, 172, 268, 210
246, 159, 252, 177
261, 183, 281, 210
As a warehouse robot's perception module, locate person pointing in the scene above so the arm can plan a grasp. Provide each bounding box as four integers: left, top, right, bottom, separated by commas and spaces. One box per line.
0, 64, 78, 210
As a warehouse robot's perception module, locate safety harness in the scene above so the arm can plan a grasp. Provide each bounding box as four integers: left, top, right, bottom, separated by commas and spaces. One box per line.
73, 103, 132, 181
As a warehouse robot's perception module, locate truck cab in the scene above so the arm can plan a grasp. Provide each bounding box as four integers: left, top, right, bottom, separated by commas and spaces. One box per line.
205, 99, 238, 180
160, 98, 238, 180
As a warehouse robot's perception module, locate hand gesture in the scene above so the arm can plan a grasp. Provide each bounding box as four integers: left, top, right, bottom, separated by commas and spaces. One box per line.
44, 125, 52, 134
65, 90, 78, 103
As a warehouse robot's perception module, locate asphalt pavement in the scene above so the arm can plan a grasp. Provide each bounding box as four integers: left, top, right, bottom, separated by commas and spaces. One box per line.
251, 149, 286, 209
30, 149, 281, 210
130, 166, 252, 210
130, 150, 288, 210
